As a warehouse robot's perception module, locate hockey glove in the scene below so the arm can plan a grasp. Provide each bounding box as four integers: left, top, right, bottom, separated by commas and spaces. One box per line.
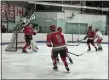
84, 36, 87, 40
33, 32, 36, 35
46, 42, 52, 47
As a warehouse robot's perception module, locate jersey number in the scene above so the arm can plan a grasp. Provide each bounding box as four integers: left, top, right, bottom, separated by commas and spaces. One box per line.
56, 34, 62, 43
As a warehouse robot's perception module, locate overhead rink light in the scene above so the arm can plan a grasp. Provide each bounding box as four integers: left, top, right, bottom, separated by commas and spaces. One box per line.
28, 1, 109, 11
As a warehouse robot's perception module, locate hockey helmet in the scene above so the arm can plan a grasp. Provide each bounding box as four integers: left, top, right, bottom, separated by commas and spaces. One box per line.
57, 27, 62, 32
95, 28, 99, 32
88, 26, 92, 30
49, 25, 56, 31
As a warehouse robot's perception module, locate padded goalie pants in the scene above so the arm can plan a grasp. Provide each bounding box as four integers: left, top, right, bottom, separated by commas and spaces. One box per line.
31, 39, 38, 50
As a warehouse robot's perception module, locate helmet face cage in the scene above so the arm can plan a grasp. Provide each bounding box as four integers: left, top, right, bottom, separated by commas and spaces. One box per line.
49, 25, 56, 31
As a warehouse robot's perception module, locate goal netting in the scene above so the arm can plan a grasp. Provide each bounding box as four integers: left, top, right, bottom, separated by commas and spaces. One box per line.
5, 4, 36, 51
5, 22, 25, 51
5, 32, 25, 51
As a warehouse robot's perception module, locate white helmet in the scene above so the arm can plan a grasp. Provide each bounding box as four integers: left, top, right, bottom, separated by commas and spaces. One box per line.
21, 17, 27, 23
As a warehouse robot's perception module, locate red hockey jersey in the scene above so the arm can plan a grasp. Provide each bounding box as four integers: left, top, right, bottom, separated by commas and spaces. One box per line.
87, 30, 95, 39
24, 26, 34, 35
46, 31, 67, 50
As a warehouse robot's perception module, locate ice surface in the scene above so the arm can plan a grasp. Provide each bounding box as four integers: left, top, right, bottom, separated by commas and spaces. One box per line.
1, 43, 108, 79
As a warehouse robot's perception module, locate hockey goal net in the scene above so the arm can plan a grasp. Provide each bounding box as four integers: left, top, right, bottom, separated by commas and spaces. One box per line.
5, 22, 25, 51
5, 32, 25, 51
5, 5, 36, 51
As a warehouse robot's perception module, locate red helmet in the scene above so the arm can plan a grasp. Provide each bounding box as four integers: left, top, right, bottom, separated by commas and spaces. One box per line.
49, 25, 56, 31
57, 27, 62, 32
95, 28, 99, 32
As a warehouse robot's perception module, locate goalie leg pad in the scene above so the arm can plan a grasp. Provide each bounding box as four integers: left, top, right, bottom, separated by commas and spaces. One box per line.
31, 40, 38, 51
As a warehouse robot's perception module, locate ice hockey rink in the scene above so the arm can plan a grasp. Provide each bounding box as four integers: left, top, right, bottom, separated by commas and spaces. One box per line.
1, 1, 109, 79
1, 42, 108, 79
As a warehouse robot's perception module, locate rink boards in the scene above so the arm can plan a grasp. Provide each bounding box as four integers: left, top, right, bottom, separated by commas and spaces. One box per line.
1, 33, 108, 44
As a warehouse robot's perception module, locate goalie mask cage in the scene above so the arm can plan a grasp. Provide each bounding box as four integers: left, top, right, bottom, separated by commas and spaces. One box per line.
5, 31, 25, 51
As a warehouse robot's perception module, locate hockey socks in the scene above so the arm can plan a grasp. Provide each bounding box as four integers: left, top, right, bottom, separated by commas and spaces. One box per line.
22, 44, 29, 53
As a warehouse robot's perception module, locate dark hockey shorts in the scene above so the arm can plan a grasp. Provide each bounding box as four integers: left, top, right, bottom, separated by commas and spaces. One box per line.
52, 48, 67, 58
25, 35, 32, 45
87, 39, 94, 45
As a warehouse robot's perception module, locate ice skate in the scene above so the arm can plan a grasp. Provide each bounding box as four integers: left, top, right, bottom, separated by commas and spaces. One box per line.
98, 47, 103, 51
95, 47, 98, 51
36, 47, 38, 50
33, 49, 37, 52
69, 58, 73, 64
22, 49, 28, 53
99, 47, 103, 50
28, 46, 31, 49
53, 66, 58, 71
65, 66, 70, 72
87, 48, 91, 51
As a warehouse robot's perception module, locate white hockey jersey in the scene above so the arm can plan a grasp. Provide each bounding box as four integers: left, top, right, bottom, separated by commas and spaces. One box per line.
95, 31, 103, 39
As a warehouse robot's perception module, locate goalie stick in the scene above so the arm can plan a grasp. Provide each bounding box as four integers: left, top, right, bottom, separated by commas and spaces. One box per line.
68, 52, 84, 56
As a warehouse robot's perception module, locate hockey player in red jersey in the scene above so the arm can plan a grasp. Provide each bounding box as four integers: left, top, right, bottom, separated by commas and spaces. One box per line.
84, 26, 97, 51
56, 27, 73, 64
46, 25, 70, 71
95, 28, 103, 50
22, 24, 36, 53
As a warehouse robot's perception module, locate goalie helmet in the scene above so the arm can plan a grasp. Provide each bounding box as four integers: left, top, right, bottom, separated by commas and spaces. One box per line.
21, 17, 27, 23
57, 27, 62, 32
49, 25, 56, 31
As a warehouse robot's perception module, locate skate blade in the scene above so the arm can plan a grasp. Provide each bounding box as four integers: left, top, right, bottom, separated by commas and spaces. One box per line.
33, 50, 37, 52
22, 51, 28, 53
53, 69, 58, 71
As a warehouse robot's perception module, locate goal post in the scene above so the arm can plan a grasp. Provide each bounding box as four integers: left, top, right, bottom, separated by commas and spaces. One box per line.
5, 5, 36, 52
5, 32, 25, 51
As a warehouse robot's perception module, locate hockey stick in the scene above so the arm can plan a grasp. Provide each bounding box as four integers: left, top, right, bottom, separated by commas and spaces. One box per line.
67, 43, 80, 46
67, 38, 84, 46
77, 38, 84, 42
68, 52, 84, 56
